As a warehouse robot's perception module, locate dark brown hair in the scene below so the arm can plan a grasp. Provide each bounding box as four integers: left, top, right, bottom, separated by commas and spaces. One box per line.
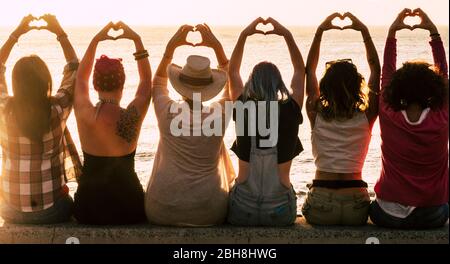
8, 55, 52, 141
383, 62, 448, 111
317, 61, 367, 121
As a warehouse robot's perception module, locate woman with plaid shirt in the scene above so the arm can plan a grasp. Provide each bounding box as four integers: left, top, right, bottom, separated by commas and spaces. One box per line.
0, 15, 81, 224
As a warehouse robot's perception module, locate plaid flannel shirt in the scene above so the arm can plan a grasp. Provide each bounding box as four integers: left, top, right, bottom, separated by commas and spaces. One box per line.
0, 60, 82, 212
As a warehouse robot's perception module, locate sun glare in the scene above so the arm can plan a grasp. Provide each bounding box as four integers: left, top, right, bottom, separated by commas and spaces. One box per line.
0, 0, 448, 27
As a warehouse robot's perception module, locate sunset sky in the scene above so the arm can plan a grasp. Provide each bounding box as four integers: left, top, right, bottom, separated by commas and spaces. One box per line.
0, 0, 448, 26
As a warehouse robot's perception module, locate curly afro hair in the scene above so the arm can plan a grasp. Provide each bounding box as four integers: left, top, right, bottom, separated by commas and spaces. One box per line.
383, 62, 448, 111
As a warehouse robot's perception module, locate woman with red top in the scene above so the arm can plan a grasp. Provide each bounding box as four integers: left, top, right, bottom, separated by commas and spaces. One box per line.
370, 8, 449, 229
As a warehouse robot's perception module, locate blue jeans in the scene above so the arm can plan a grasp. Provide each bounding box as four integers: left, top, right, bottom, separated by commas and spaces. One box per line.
227, 184, 297, 226
369, 201, 449, 229
1, 195, 73, 225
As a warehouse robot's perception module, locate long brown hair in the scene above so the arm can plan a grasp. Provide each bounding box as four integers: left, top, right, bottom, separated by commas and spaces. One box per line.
7, 55, 52, 141
317, 61, 367, 121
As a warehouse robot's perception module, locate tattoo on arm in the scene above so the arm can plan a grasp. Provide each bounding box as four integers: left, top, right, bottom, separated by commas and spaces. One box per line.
116, 105, 140, 143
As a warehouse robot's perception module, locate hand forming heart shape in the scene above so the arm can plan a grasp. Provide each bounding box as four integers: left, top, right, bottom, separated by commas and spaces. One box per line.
97, 21, 140, 41
107, 26, 125, 40
241, 17, 291, 37
401, 8, 428, 30
15, 14, 64, 35
29, 18, 48, 29
255, 21, 275, 34
331, 14, 353, 29
389, 8, 434, 32
403, 15, 422, 28
185, 30, 203, 46
320, 12, 367, 31
173, 24, 220, 48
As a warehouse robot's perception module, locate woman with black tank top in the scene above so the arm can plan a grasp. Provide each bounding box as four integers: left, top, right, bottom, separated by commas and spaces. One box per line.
72, 22, 152, 225
227, 17, 305, 226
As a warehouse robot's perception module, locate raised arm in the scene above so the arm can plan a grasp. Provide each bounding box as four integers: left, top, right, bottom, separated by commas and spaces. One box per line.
195, 23, 230, 102
114, 21, 152, 113
151, 25, 194, 115
412, 8, 448, 79
74, 22, 115, 109
36, 14, 80, 120
40, 14, 77, 64
305, 13, 342, 125
343, 12, 381, 125
0, 15, 37, 95
266, 17, 305, 108
229, 17, 265, 101
154, 25, 194, 89
382, 9, 413, 91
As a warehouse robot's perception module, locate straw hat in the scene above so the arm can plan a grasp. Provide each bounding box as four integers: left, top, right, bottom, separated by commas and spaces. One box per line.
167, 55, 227, 101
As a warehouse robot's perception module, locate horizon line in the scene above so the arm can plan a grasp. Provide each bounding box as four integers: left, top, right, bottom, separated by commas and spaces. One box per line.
0, 24, 449, 28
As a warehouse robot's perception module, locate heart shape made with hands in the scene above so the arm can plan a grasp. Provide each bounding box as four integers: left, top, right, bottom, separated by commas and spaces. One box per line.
331, 15, 353, 29
29, 18, 48, 29
185, 29, 203, 46
403, 14, 422, 28
107, 26, 124, 40
255, 21, 275, 34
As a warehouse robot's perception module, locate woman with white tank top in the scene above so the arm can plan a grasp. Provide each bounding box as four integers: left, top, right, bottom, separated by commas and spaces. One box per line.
302, 13, 380, 226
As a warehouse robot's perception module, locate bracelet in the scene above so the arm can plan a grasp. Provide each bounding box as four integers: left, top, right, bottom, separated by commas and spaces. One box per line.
57, 33, 68, 42
135, 53, 149, 61
133, 49, 148, 56
430, 33, 440, 40
134, 50, 149, 60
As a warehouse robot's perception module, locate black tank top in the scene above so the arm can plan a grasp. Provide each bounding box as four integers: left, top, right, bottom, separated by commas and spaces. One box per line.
73, 151, 145, 225
79, 151, 138, 183
231, 96, 304, 164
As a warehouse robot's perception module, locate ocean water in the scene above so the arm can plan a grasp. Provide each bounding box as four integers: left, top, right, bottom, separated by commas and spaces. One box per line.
0, 26, 448, 211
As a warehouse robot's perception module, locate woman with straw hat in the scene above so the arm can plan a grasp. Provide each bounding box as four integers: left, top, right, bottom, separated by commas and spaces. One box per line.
145, 24, 235, 226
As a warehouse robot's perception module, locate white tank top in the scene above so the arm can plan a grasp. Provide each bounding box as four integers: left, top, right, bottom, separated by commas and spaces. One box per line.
311, 112, 371, 173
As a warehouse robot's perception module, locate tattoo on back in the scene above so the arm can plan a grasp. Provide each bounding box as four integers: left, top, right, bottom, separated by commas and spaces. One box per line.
116, 105, 140, 143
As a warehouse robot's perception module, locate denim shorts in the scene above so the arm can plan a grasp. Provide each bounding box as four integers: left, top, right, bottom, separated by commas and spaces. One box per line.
227, 183, 297, 226
302, 187, 370, 226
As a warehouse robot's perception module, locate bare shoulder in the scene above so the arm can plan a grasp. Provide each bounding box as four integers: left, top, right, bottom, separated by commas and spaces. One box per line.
116, 104, 141, 143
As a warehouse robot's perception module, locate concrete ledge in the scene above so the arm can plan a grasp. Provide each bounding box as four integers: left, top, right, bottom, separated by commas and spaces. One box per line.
0, 217, 448, 244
